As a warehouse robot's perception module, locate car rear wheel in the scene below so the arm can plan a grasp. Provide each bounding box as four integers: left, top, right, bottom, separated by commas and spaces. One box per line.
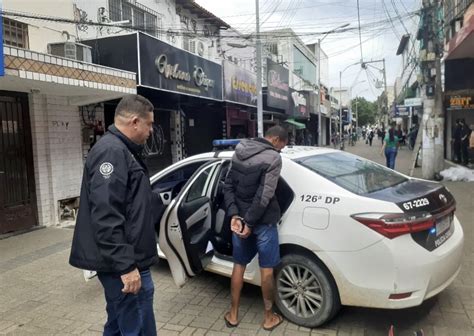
274, 254, 340, 328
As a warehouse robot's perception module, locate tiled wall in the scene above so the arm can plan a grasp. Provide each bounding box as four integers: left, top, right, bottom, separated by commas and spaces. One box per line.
3, 46, 136, 93
29, 93, 84, 227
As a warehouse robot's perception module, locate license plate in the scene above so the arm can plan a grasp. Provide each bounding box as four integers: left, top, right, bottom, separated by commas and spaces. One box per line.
436, 216, 451, 236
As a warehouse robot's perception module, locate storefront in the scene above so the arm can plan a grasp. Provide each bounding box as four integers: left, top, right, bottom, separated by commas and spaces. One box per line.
287, 89, 310, 145
1, 45, 135, 232
85, 32, 224, 173
223, 61, 256, 138
444, 3, 474, 164
445, 94, 474, 162
263, 59, 290, 132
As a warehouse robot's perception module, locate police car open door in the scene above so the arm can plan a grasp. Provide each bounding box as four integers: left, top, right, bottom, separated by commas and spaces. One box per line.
158, 160, 222, 287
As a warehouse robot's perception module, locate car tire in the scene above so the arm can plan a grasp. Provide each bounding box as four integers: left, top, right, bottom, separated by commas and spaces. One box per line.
274, 253, 340, 328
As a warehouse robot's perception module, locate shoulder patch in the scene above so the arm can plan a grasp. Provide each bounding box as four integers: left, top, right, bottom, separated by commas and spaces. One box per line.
99, 162, 114, 178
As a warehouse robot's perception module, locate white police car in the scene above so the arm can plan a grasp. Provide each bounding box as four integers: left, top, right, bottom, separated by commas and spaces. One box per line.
151, 141, 464, 327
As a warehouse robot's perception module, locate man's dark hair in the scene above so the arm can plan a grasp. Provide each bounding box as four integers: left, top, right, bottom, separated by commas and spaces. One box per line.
265, 125, 288, 141
115, 94, 154, 119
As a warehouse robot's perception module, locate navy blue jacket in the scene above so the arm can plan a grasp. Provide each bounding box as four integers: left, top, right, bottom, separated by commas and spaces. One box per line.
69, 125, 158, 274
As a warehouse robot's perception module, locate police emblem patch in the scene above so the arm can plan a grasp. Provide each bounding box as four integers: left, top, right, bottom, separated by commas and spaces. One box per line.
99, 162, 114, 178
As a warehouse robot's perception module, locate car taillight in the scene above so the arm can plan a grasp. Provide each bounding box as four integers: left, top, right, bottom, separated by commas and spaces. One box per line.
351, 212, 435, 239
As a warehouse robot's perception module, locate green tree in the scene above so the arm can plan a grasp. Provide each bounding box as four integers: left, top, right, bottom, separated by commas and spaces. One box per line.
351, 97, 377, 127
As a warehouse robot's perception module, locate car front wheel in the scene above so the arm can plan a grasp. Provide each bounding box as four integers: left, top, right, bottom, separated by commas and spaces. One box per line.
274, 253, 340, 328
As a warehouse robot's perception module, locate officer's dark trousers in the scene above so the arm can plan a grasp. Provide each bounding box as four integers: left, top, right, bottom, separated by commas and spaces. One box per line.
98, 270, 156, 336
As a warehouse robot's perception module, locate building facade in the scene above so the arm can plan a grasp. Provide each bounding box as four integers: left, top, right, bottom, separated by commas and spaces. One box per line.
1, 0, 135, 233
443, 0, 474, 164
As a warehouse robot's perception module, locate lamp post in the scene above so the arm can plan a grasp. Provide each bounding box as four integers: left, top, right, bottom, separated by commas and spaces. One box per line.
317, 23, 349, 146
339, 61, 361, 149
348, 81, 366, 132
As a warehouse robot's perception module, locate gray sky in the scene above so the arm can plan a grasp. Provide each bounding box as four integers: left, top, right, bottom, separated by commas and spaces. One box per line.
196, 0, 421, 102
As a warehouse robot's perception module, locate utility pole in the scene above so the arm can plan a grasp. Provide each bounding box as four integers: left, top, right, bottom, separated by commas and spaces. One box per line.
255, 0, 263, 137
355, 100, 359, 130
382, 58, 388, 128
361, 60, 388, 128
419, 0, 444, 179
317, 38, 322, 146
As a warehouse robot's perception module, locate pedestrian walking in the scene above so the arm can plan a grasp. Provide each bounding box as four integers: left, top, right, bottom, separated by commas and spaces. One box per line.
381, 124, 399, 169
453, 119, 462, 163
460, 119, 472, 165
223, 126, 288, 331
368, 129, 374, 146
69, 94, 159, 336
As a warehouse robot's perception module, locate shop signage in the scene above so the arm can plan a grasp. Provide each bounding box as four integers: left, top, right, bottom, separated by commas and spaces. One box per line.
448, 96, 474, 109
223, 61, 257, 106
139, 33, 222, 100
288, 89, 309, 118
394, 105, 410, 117
266, 59, 289, 111
404, 97, 422, 107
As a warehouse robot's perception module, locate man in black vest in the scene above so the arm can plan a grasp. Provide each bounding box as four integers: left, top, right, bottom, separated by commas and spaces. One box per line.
223, 126, 288, 331
70, 95, 158, 336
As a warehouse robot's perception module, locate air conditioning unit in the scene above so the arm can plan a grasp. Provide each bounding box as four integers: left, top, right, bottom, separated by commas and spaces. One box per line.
48, 42, 92, 62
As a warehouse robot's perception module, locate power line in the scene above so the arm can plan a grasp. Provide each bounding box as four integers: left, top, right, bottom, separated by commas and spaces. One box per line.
1, 7, 418, 40
382, 0, 401, 39
391, 0, 410, 34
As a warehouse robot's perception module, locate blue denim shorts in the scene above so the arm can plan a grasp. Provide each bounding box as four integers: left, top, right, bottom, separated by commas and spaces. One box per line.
232, 223, 280, 268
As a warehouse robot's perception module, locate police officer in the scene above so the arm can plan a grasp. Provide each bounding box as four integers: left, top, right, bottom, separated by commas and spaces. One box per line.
70, 94, 158, 336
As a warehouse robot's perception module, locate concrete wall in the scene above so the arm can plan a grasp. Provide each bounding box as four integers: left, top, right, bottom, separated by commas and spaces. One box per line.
29, 93, 84, 226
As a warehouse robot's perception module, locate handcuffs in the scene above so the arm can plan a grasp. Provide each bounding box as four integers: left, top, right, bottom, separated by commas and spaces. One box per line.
234, 216, 247, 233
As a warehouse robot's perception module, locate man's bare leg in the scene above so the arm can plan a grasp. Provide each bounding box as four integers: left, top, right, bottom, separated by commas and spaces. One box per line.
261, 267, 282, 329
226, 264, 246, 324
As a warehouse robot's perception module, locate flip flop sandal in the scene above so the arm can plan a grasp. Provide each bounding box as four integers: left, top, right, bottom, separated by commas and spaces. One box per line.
262, 313, 284, 331
224, 313, 239, 328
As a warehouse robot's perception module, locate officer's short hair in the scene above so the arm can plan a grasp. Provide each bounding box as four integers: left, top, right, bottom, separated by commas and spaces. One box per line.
115, 94, 154, 119
265, 126, 288, 141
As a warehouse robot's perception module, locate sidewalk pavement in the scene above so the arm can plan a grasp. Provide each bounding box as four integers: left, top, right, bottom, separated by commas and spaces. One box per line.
0, 140, 472, 336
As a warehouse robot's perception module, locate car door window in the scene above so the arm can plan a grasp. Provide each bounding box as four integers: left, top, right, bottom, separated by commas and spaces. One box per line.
152, 161, 208, 193
186, 165, 217, 202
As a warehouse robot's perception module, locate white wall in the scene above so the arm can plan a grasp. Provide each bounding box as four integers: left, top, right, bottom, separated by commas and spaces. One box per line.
4, 0, 76, 53
29, 93, 84, 226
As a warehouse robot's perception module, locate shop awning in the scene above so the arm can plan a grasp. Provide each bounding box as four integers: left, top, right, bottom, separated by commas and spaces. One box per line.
284, 118, 306, 129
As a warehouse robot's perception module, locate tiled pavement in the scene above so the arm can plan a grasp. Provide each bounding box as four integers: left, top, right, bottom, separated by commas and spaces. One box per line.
0, 140, 473, 335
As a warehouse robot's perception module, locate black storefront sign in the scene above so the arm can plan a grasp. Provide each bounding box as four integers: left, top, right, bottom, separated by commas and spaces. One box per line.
266, 59, 289, 111
288, 89, 310, 119
223, 61, 257, 106
139, 34, 222, 100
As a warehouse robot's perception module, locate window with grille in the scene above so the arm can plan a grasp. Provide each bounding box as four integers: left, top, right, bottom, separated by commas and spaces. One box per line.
183, 35, 190, 51
108, 0, 160, 38
109, 0, 121, 21
2, 18, 29, 49
189, 40, 196, 54
145, 12, 158, 37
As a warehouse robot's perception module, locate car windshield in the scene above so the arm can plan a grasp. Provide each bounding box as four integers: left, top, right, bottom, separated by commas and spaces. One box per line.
295, 152, 408, 195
